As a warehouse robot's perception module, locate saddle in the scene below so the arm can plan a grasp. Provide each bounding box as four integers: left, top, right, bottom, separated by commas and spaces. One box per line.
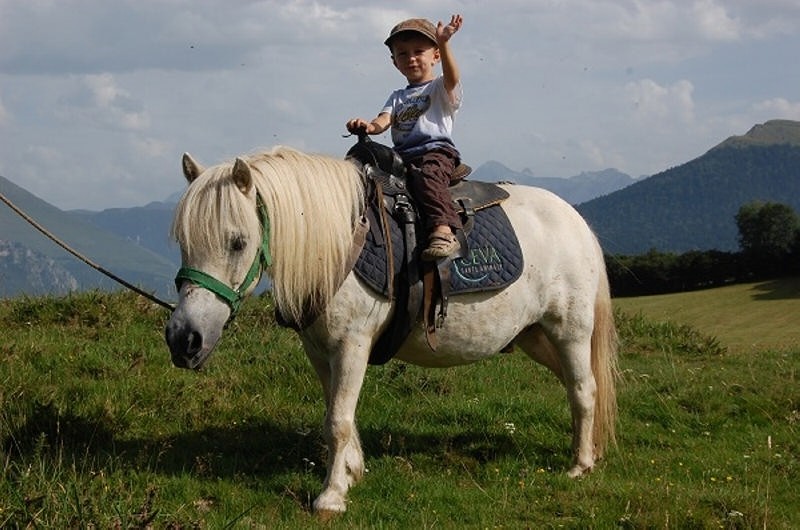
346, 136, 523, 364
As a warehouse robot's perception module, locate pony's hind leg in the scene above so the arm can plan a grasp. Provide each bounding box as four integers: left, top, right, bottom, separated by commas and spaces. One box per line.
517, 324, 597, 476
558, 338, 597, 477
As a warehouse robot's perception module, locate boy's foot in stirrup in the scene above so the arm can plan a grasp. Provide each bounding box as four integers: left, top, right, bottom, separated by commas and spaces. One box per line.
422, 232, 460, 261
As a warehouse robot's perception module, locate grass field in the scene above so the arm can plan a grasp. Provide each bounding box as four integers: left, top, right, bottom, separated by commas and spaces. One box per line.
614, 276, 800, 353
1, 282, 798, 528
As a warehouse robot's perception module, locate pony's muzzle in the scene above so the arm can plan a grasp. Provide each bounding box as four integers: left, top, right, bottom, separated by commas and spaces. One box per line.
165, 324, 213, 370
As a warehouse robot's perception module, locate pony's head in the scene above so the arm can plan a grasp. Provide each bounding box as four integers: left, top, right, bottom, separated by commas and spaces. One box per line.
165, 147, 365, 369
166, 153, 269, 369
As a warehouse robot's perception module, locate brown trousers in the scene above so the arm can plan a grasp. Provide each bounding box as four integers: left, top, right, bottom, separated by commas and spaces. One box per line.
404, 145, 463, 231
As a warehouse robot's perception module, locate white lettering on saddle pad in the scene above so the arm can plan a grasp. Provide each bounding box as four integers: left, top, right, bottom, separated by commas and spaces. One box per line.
453, 245, 503, 283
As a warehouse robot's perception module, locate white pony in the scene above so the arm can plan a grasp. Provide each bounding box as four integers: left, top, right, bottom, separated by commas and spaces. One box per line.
165, 146, 618, 514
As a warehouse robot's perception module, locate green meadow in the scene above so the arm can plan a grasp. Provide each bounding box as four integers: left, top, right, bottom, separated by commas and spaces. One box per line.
1, 280, 798, 528
614, 276, 800, 354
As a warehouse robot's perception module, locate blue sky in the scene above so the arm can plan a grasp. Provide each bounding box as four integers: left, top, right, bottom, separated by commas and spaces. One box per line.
1, 0, 799, 210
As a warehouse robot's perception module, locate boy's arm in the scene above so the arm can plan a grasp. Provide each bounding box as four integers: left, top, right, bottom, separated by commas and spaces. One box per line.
437, 14, 463, 96
346, 112, 391, 135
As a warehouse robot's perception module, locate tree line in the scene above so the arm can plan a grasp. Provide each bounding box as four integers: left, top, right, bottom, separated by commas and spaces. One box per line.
606, 201, 800, 297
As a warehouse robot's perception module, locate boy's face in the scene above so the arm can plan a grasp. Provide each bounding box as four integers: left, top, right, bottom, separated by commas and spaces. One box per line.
390, 35, 440, 84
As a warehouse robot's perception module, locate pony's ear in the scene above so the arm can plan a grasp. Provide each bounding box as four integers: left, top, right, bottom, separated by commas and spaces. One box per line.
182, 153, 204, 183
232, 157, 253, 194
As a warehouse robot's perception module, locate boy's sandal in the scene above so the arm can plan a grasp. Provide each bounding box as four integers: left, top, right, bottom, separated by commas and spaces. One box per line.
422, 233, 461, 261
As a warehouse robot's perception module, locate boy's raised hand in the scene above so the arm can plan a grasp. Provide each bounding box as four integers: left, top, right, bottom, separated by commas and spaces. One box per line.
436, 14, 463, 44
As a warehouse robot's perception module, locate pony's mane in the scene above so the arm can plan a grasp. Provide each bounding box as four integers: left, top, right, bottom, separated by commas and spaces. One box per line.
172, 146, 365, 323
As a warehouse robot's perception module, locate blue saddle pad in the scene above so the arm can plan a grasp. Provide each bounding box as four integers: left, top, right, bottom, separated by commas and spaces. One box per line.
354, 204, 523, 296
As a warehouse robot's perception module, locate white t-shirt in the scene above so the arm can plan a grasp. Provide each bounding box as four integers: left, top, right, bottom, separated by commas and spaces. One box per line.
381, 76, 462, 158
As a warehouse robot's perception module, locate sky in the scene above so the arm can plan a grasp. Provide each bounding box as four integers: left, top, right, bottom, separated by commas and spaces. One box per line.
1, 0, 799, 211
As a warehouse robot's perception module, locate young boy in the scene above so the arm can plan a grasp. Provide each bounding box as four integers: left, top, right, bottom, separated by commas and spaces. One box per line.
346, 14, 464, 261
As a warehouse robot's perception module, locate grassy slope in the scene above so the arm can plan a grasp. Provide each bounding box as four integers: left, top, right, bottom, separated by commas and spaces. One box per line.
0, 287, 798, 528
614, 276, 800, 353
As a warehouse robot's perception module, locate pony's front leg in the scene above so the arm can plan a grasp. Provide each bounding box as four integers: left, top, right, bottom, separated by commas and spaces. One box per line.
306, 339, 370, 514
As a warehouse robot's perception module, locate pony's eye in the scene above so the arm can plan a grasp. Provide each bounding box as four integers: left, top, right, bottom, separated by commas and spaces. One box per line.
230, 235, 247, 252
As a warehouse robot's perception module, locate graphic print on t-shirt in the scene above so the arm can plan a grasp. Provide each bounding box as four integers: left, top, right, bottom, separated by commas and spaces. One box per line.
393, 94, 430, 134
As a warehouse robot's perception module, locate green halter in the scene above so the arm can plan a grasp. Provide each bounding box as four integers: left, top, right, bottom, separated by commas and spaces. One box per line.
174, 192, 272, 320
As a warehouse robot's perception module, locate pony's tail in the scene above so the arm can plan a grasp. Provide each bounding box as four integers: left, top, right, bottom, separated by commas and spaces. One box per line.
591, 263, 619, 460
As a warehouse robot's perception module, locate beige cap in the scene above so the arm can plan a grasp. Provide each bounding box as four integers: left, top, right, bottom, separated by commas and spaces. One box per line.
384, 18, 438, 48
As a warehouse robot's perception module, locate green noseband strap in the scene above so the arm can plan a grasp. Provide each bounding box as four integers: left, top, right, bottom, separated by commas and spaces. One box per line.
175, 266, 243, 314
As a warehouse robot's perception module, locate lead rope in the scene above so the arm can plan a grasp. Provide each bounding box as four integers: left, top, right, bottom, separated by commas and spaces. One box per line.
0, 189, 175, 311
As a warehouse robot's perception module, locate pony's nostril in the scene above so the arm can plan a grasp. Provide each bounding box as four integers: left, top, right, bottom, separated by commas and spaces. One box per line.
186, 331, 203, 356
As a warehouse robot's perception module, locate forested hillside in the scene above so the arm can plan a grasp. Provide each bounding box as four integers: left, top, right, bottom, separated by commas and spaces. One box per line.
579, 141, 800, 254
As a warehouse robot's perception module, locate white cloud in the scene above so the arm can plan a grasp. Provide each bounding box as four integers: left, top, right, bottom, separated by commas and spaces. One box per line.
611, 1, 684, 41
562, 0, 741, 44
752, 98, 800, 120
692, 0, 741, 41
54, 74, 150, 132
625, 79, 695, 125
728, 0, 800, 39
85, 74, 150, 130
132, 136, 170, 159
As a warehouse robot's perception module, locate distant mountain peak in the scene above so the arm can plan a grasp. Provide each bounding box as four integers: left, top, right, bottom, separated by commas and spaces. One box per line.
716, 119, 800, 150
471, 162, 639, 205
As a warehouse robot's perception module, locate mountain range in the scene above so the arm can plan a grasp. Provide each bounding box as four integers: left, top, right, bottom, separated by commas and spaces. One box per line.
470, 163, 643, 205
1, 119, 799, 297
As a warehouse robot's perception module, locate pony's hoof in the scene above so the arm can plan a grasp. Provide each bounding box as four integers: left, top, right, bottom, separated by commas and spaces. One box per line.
313, 491, 347, 515
567, 463, 593, 478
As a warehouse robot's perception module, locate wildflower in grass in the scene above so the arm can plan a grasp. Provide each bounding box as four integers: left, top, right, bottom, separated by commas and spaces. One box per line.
503, 422, 516, 435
